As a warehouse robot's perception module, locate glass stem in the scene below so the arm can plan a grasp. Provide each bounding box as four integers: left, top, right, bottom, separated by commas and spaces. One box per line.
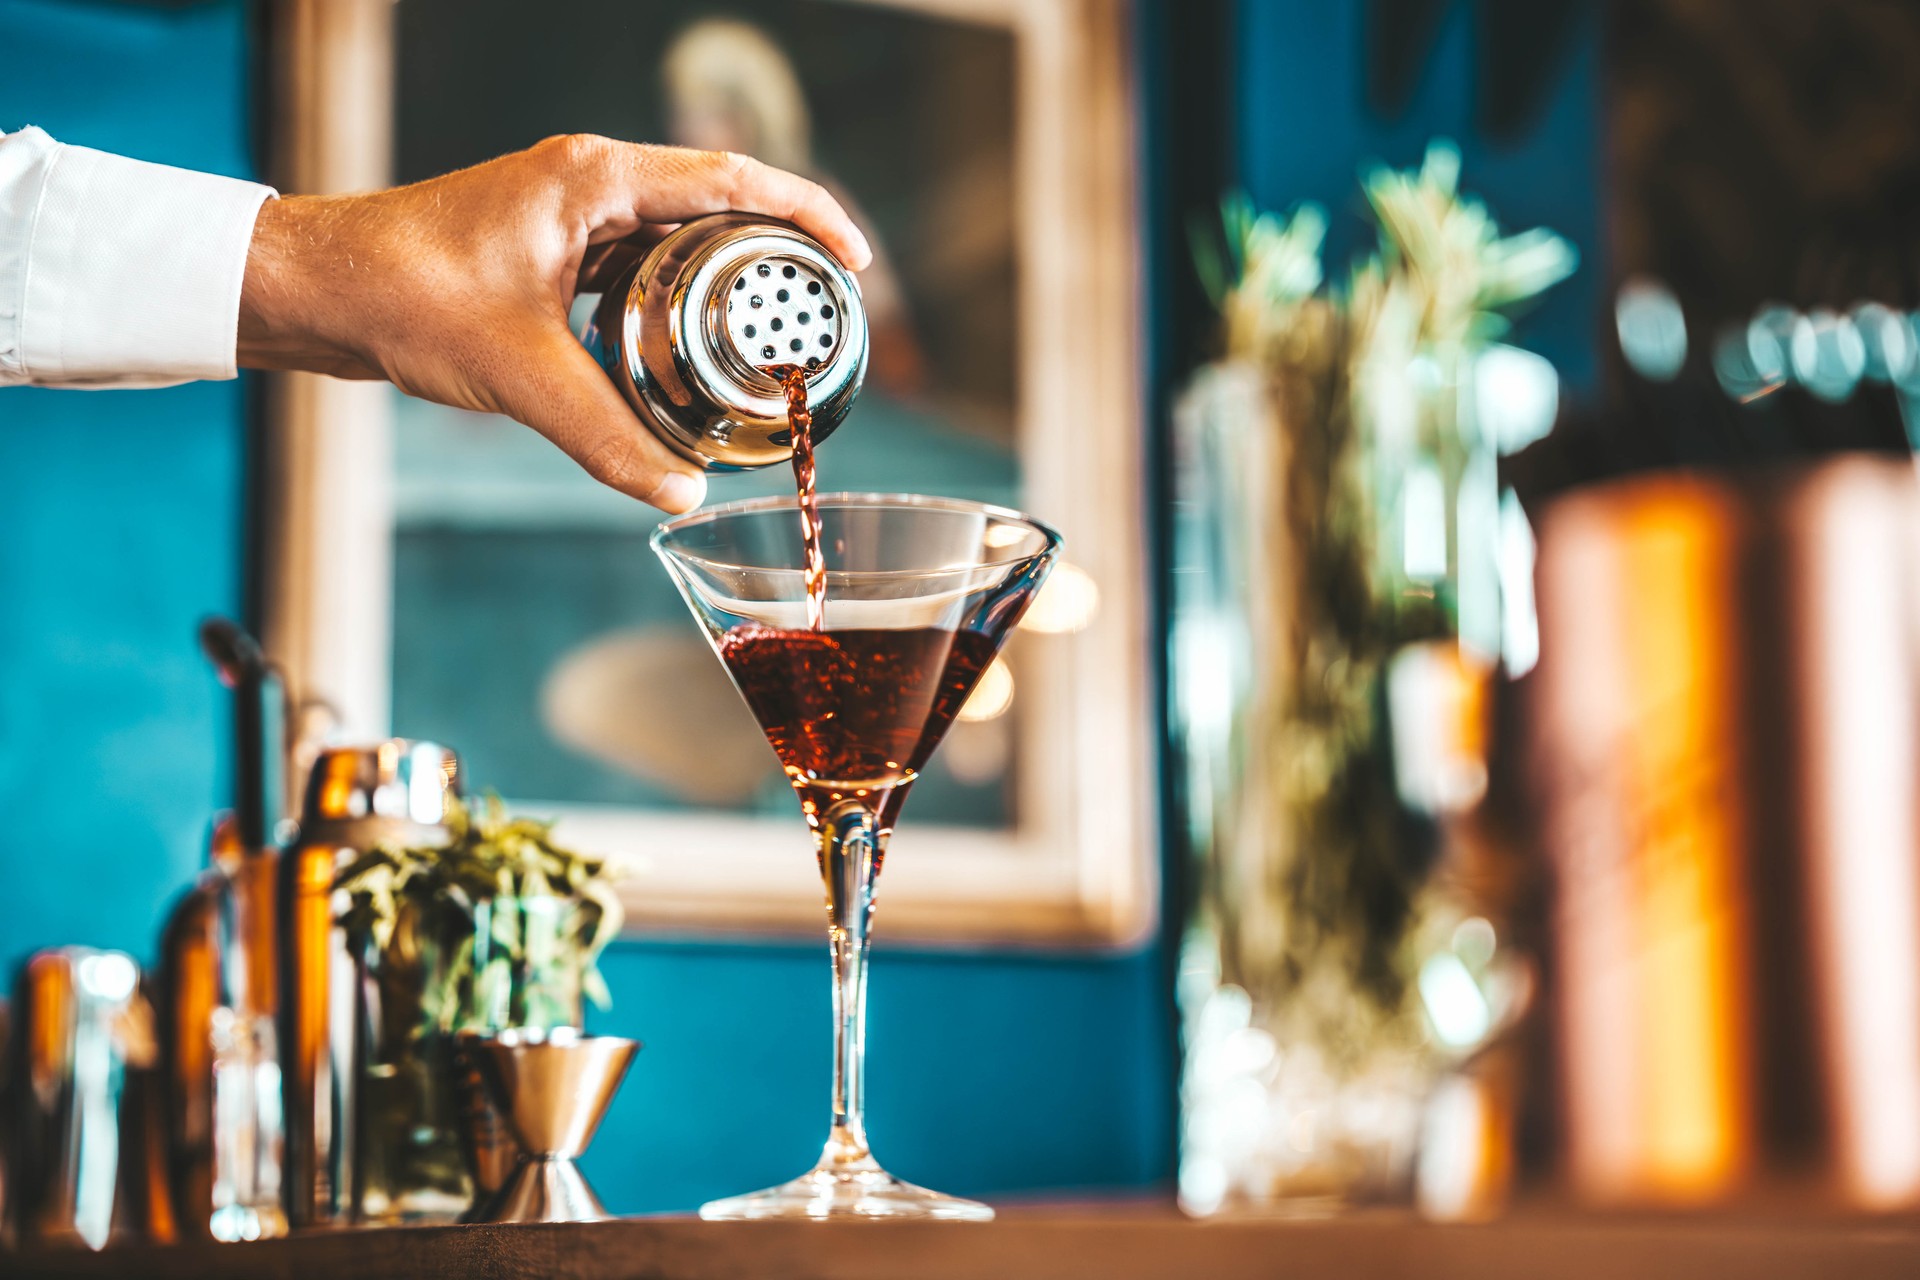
818, 799, 880, 1170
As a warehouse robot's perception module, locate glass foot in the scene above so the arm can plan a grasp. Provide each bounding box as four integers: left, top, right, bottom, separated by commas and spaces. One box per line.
699, 1160, 993, 1221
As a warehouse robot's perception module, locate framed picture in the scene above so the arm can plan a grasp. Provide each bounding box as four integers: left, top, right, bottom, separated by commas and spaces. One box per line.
258, 0, 1152, 945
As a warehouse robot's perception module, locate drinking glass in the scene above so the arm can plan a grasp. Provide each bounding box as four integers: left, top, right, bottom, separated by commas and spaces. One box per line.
653, 492, 1060, 1220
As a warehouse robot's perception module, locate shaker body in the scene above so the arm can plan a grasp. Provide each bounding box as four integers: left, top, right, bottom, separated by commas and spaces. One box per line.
8, 947, 151, 1250
581, 212, 869, 472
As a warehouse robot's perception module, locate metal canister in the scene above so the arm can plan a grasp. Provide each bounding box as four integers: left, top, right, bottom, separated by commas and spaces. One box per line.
581, 212, 869, 471
6, 948, 152, 1251
1531, 459, 1920, 1212
278, 740, 460, 1228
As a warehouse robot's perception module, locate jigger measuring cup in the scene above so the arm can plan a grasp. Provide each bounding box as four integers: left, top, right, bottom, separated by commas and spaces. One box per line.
461, 1029, 638, 1224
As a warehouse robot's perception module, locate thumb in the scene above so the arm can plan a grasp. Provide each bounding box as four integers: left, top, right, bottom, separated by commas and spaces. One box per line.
489, 323, 708, 513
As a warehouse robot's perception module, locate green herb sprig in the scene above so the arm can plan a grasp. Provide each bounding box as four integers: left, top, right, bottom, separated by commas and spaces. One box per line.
1184, 141, 1572, 1066
335, 792, 625, 1031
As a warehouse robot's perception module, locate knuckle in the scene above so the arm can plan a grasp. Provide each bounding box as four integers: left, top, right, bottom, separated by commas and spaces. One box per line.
794, 176, 831, 212
577, 434, 655, 495
716, 150, 756, 197
538, 132, 609, 169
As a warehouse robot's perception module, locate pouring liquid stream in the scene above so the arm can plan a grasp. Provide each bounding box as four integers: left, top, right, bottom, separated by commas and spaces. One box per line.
775, 364, 828, 632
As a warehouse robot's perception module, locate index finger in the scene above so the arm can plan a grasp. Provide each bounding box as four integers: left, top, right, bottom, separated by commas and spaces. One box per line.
601, 143, 873, 271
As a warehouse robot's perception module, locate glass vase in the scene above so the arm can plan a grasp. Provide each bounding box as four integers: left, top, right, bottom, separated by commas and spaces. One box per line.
1171, 352, 1512, 1216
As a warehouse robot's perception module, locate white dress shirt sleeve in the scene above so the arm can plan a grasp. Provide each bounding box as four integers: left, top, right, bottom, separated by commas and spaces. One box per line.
0, 126, 276, 389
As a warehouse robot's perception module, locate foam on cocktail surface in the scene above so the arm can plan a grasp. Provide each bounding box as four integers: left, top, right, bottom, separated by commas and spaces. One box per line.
700, 567, 1008, 632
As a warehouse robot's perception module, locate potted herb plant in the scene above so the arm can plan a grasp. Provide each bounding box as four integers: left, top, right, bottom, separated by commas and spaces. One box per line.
335, 793, 624, 1221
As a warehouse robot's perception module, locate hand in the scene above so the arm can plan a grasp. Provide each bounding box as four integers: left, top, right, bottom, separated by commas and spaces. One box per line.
237, 135, 872, 513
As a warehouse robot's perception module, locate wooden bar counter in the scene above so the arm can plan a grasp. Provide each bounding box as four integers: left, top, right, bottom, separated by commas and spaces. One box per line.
8, 1206, 1920, 1279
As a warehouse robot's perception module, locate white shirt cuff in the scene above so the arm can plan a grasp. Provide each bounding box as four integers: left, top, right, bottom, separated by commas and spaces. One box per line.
0, 126, 276, 388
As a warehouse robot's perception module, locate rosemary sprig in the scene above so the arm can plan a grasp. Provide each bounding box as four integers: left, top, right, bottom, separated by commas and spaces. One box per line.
1185, 142, 1572, 1067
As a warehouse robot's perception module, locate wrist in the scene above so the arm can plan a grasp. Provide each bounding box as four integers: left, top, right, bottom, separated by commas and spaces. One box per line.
238, 194, 359, 373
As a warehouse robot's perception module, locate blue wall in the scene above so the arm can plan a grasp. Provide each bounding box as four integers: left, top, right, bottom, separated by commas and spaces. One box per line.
1236, 0, 1602, 387
585, 943, 1166, 1206
0, 0, 1171, 1213
0, 0, 250, 970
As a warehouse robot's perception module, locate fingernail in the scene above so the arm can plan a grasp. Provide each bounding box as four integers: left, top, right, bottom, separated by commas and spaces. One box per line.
848, 226, 873, 270
653, 470, 706, 513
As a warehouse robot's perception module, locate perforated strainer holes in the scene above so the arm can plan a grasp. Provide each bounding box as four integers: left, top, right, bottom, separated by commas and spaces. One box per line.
721, 254, 846, 369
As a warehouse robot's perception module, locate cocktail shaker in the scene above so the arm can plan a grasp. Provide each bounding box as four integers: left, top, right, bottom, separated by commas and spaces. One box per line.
581, 212, 869, 471
278, 739, 461, 1229
6, 948, 153, 1251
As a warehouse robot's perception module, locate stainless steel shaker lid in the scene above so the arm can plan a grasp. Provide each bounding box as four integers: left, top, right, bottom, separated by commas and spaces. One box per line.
588, 212, 869, 472
296, 738, 461, 848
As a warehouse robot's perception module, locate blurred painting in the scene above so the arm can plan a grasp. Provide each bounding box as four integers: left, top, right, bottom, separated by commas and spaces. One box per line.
385, 0, 1022, 824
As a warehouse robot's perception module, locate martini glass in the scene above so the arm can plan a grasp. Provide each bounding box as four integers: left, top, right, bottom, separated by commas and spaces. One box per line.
653, 492, 1060, 1221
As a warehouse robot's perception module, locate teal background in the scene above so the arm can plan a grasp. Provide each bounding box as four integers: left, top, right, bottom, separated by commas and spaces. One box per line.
1236, 0, 1601, 387
0, 0, 251, 977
